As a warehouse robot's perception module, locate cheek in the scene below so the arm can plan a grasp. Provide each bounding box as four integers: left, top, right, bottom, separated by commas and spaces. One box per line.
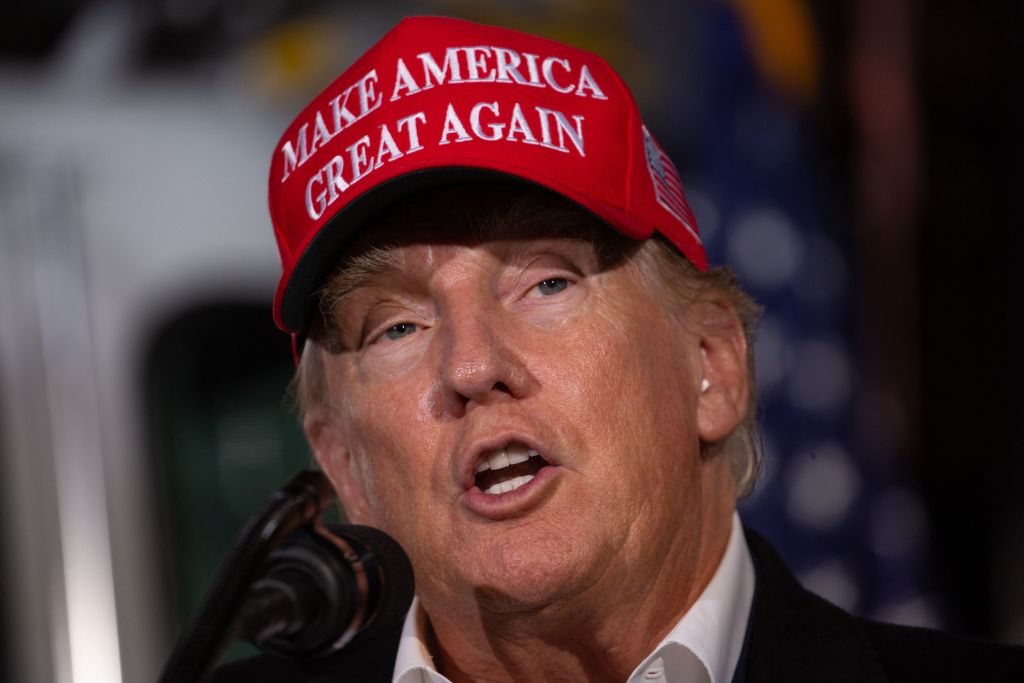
330, 364, 439, 516
549, 303, 700, 479
551, 304, 690, 418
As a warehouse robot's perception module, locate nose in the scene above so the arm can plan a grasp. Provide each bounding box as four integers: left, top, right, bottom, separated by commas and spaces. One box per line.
438, 302, 535, 416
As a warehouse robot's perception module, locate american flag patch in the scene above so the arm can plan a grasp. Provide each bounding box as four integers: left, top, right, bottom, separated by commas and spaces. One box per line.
642, 126, 700, 242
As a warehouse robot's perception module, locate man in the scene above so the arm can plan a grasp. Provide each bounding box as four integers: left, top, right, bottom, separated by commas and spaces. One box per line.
214, 16, 1024, 682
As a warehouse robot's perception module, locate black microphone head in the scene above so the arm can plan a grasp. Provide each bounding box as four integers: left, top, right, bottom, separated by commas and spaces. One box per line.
333, 525, 416, 644
239, 523, 414, 659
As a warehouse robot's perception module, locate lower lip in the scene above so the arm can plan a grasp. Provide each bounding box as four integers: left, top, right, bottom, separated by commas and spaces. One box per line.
460, 465, 561, 519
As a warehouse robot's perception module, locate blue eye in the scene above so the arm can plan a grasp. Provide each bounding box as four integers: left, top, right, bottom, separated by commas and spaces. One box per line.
536, 278, 569, 296
384, 322, 417, 340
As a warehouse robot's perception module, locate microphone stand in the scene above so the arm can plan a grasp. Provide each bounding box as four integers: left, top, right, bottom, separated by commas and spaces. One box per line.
159, 470, 335, 683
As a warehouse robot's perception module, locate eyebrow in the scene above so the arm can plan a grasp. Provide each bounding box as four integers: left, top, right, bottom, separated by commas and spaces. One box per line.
318, 245, 406, 317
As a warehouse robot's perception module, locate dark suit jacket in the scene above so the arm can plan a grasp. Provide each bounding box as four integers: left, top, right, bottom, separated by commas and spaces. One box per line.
738, 529, 1024, 681
208, 529, 1024, 682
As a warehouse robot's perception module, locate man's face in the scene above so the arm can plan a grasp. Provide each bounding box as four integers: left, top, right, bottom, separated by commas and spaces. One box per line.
309, 188, 733, 616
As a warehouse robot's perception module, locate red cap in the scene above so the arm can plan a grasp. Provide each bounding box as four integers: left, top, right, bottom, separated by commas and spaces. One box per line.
269, 15, 705, 333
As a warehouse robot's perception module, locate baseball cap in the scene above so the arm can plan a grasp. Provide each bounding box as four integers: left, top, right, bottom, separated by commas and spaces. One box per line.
269, 15, 706, 334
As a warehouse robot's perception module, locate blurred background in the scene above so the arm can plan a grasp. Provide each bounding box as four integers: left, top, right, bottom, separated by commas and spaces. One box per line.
1, 0, 1021, 680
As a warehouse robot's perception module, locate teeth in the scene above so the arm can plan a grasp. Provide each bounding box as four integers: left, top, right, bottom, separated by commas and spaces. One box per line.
487, 448, 510, 471
507, 444, 530, 465
482, 474, 535, 495
479, 445, 541, 473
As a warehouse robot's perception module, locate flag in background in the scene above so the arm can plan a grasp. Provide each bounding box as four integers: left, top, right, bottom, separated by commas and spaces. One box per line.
676, 0, 940, 627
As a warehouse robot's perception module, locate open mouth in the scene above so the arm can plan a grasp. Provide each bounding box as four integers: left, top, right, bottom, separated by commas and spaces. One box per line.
474, 443, 550, 495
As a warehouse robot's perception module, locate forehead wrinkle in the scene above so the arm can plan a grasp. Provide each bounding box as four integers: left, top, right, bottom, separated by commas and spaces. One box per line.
467, 197, 637, 272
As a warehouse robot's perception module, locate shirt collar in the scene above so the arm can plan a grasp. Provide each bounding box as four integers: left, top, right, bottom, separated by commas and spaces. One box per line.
625, 512, 754, 683
393, 512, 754, 683
394, 596, 443, 683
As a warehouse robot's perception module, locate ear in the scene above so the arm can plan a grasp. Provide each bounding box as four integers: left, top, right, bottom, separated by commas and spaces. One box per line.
304, 411, 379, 526
693, 302, 751, 444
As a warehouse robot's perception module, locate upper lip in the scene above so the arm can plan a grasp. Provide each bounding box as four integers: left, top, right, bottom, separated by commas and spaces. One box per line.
457, 430, 554, 491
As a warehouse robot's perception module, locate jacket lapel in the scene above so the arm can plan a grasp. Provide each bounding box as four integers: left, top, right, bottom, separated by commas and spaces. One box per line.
736, 528, 890, 683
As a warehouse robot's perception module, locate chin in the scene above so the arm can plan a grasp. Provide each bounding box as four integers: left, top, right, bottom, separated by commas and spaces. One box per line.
470, 583, 567, 614
463, 527, 607, 614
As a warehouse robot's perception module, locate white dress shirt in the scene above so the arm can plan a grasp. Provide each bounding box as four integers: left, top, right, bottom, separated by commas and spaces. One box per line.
393, 512, 755, 683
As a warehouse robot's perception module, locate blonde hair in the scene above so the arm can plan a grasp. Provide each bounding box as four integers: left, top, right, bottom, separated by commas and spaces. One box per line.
631, 237, 763, 497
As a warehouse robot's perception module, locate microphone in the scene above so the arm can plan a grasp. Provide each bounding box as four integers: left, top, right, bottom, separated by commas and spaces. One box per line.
235, 524, 415, 658
160, 471, 412, 683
